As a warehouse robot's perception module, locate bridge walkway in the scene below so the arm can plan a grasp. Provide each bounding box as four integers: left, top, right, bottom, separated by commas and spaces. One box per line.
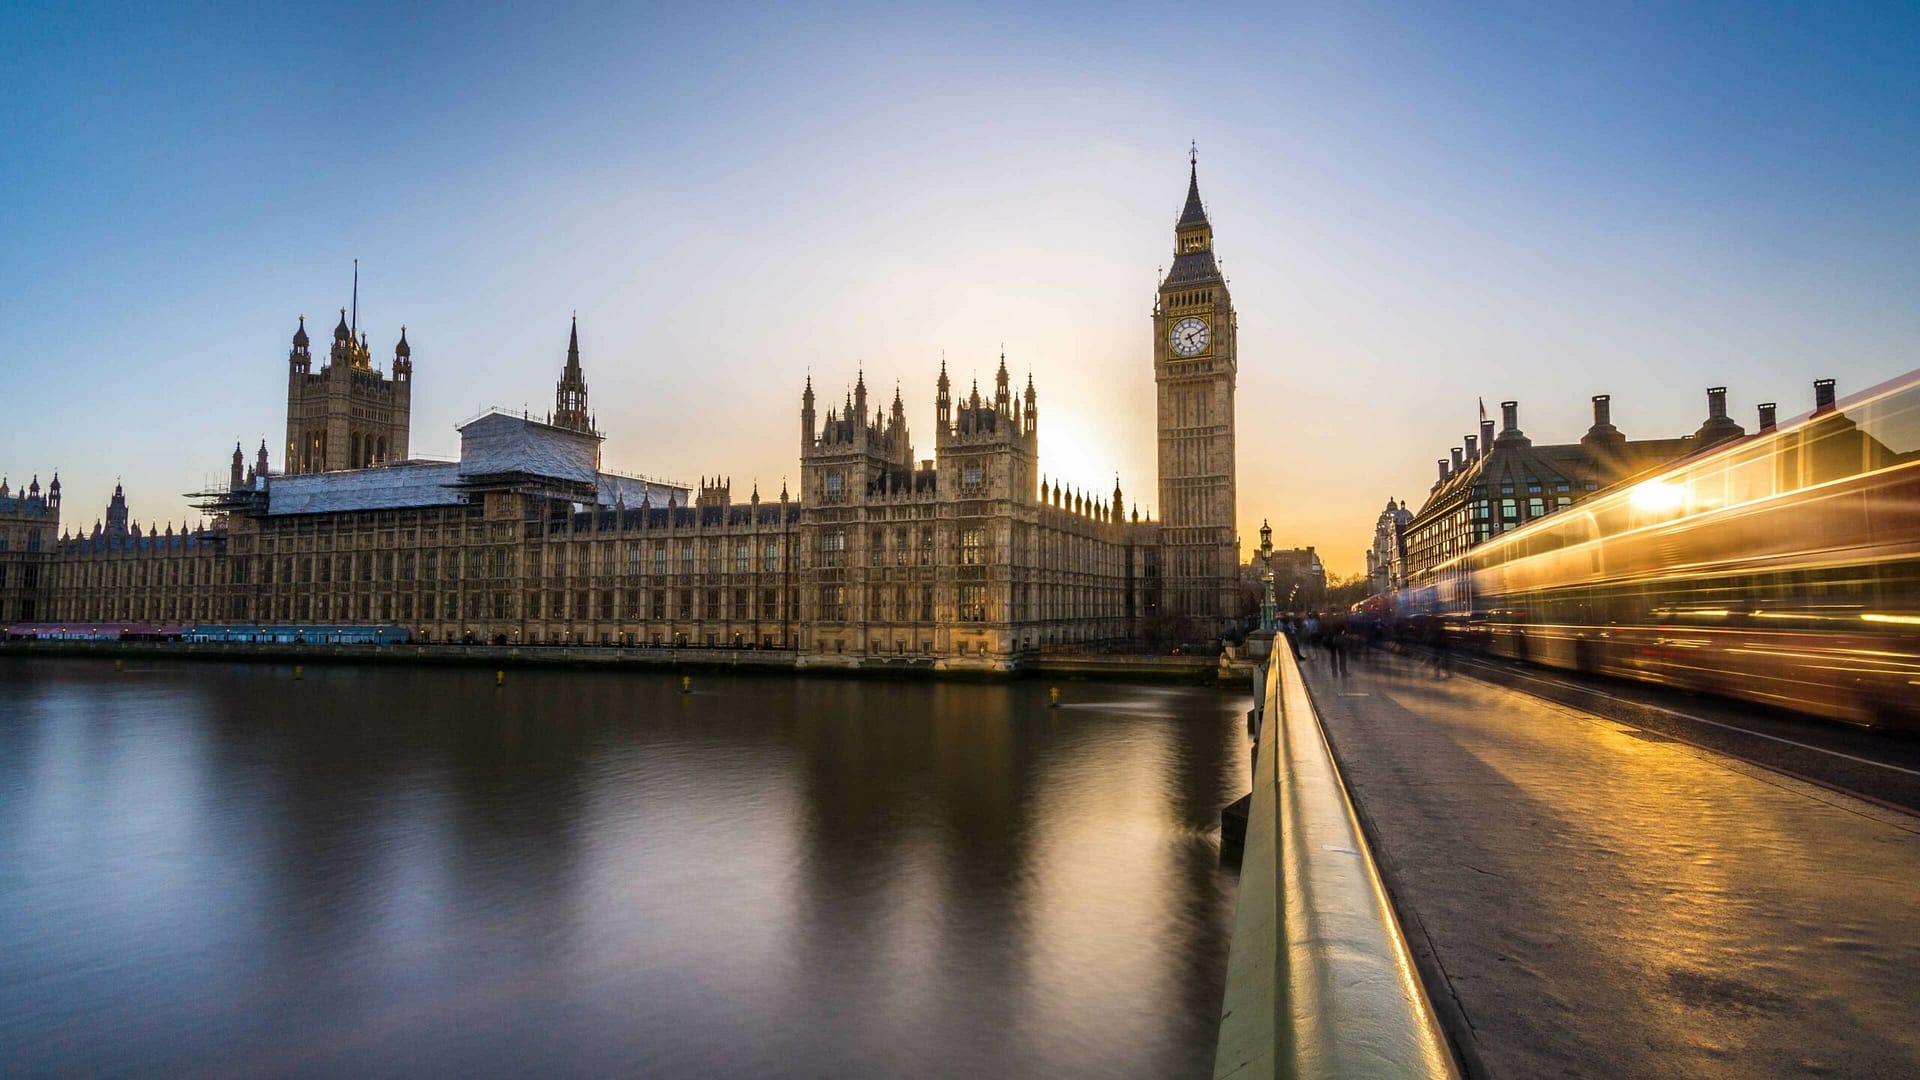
1297, 647, 1920, 1079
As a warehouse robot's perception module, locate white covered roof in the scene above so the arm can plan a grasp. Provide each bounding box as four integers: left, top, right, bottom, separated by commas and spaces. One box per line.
266, 462, 464, 516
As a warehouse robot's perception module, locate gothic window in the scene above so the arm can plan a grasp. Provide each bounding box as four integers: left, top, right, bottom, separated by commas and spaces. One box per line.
679, 542, 694, 574
734, 541, 750, 574
705, 588, 719, 617
762, 588, 777, 617
653, 544, 666, 576
820, 586, 846, 621
960, 528, 984, 565
920, 527, 933, 566
871, 530, 884, 566
629, 545, 642, 576
894, 528, 907, 565
652, 590, 666, 620
677, 590, 693, 620
825, 472, 843, 501
763, 540, 778, 572
959, 585, 987, 622
821, 530, 844, 568
962, 461, 983, 495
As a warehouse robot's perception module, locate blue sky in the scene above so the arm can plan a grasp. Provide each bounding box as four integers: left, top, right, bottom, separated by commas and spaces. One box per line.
3, 2, 1915, 573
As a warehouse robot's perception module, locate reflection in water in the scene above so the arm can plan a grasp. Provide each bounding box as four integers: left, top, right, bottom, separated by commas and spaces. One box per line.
0, 660, 1248, 1077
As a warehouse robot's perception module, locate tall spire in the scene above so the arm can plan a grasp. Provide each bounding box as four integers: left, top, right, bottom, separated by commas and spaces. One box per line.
1177, 144, 1208, 229
553, 313, 593, 434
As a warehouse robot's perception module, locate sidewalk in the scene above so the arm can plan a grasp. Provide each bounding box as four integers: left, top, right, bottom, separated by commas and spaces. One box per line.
1298, 648, 1920, 1079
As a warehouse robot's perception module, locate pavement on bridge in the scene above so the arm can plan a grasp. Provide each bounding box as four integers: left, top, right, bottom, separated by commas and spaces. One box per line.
1296, 646, 1920, 1079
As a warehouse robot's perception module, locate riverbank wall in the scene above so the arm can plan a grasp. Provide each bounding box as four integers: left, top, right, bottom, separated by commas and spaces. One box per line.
0, 640, 1231, 684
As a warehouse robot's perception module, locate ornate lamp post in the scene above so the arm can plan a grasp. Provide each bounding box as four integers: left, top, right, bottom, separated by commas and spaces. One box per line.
1258, 519, 1277, 633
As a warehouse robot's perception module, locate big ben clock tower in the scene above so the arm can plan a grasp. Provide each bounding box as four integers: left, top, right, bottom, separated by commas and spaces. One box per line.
1154, 149, 1239, 633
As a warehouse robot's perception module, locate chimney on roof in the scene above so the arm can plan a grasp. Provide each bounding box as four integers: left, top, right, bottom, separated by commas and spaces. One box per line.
1694, 385, 1746, 447
1464, 433, 1478, 461
1494, 401, 1530, 447
1480, 416, 1495, 453
1592, 394, 1611, 428
1437, 458, 1450, 482
1814, 378, 1836, 413
1451, 447, 1464, 472
1758, 402, 1778, 431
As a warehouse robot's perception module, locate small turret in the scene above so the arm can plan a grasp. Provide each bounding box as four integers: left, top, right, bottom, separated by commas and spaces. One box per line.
802, 373, 817, 452
230, 441, 245, 491
936, 356, 952, 430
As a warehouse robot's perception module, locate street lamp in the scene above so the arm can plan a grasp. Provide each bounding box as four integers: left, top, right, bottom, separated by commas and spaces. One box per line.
1258, 518, 1277, 632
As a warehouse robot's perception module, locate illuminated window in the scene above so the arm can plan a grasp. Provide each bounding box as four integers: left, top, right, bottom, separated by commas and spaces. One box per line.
959, 585, 987, 621
961, 528, 984, 565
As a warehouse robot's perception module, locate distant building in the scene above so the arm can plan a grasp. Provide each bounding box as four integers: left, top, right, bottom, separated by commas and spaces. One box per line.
1402, 387, 1758, 580
1365, 497, 1411, 594
0, 474, 58, 621
1264, 545, 1326, 612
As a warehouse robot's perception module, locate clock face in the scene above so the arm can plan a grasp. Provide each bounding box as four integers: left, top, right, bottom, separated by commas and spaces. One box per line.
1170, 316, 1209, 357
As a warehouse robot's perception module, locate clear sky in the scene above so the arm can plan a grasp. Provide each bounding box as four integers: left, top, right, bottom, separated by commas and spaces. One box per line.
3, 3, 1915, 575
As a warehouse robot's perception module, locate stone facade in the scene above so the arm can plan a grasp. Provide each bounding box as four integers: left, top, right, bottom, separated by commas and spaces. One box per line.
283, 300, 413, 474
0, 474, 58, 621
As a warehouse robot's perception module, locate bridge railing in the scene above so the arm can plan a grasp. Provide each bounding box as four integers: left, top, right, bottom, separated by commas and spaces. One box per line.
1215, 643, 1460, 1079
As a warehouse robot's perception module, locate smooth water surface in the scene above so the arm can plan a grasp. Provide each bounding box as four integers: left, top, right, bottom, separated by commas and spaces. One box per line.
0, 658, 1248, 1077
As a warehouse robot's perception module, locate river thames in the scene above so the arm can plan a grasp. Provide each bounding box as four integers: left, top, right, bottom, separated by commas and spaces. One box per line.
0, 658, 1249, 1077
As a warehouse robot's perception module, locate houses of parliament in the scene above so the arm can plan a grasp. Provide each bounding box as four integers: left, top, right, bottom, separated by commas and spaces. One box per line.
1, 160, 1245, 665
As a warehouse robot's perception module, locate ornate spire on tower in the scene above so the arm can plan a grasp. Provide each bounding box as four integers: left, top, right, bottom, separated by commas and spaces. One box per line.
553, 313, 595, 434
